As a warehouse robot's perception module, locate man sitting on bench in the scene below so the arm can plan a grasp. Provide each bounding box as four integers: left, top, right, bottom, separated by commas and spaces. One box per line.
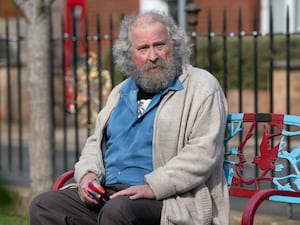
30, 11, 229, 225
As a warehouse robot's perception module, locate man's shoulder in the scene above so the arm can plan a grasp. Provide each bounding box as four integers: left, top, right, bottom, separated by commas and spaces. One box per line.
110, 78, 130, 93
187, 65, 214, 78
184, 65, 220, 87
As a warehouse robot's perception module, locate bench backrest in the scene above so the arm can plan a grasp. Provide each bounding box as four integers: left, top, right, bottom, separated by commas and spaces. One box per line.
224, 113, 300, 203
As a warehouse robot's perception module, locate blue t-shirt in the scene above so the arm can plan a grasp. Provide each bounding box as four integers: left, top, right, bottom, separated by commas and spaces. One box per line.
104, 77, 183, 185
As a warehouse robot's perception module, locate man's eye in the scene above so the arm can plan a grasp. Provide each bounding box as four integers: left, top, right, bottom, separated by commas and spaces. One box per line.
156, 44, 165, 50
138, 47, 148, 52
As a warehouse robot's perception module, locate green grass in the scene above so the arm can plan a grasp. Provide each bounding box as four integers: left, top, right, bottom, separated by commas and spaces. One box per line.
0, 212, 29, 225
0, 183, 29, 225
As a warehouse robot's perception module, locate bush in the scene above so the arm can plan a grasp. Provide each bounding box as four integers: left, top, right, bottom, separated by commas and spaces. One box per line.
195, 35, 300, 90
0, 183, 12, 206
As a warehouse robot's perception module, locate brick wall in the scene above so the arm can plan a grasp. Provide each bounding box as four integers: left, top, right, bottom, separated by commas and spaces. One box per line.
85, 0, 139, 58
85, 0, 261, 35
194, 0, 260, 34
86, 0, 139, 34
0, 0, 23, 17
82, 0, 262, 68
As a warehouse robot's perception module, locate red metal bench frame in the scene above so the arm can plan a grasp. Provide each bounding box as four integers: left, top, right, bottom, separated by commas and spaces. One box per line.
52, 113, 300, 225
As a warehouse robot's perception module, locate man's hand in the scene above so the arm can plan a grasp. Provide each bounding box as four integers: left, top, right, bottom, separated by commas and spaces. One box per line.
110, 184, 156, 200
78, 172, 99, 204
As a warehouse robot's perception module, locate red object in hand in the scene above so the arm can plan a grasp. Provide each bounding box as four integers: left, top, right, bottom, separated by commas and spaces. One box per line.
88, 179, 106, 194
87, 179, 109, 204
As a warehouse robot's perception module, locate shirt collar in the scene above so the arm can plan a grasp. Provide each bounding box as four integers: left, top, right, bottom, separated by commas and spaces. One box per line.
161, 76, 183, 95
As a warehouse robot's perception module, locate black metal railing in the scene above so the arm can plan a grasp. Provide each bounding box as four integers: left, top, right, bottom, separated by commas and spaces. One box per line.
0, 18, 27, 186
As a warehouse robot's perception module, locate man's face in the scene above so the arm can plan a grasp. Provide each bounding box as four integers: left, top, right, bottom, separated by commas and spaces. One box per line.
131, 21, 172, 71
129, 21, 178, 93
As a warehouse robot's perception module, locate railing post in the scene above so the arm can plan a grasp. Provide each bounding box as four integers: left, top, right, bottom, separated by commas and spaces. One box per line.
185, 2, 200, 66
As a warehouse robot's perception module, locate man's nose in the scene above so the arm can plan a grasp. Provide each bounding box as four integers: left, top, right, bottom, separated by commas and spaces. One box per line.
148, 47, 159, 61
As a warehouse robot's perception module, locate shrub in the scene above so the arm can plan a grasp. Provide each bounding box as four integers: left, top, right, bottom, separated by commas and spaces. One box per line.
195, 35, 300, 90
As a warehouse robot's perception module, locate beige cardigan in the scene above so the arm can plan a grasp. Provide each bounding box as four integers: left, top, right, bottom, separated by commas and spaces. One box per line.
75, 65, 229, 225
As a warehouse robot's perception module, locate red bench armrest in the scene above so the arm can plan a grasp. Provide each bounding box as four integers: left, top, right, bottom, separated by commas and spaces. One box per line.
241, 189, 300, 225
51, 170, 75, 190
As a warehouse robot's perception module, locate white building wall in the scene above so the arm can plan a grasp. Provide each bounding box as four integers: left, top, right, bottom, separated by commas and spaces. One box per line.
261, 0, 299, 34
140, 0, 169, 14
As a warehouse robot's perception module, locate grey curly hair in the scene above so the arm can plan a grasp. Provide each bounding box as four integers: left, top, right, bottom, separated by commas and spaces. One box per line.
113, 11, 191, 76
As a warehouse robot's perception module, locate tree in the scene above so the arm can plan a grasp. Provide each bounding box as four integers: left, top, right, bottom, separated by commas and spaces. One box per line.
13, 0, 55, 200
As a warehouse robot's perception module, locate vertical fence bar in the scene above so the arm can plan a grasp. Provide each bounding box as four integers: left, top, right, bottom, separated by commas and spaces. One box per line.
5, 18, 12, 171
237, 9, 244, 178
269, 5, 274, 113
285, 6, 292, 219
268, 4, 276, 186
72, 9, 80, 161
207, 9, 213, 73
222, 8, 229, 156
253, 9, 259, 178
253, 11, 258, 113
252, 9, 258, 105
96, 14, 103, 110
16, 18, 23, 172
285, 8, 290, 115
237, 9, 243, 113
84, 16, 91, 137
109, 14, 115, 87
222, 9, 228, 96
49, 7, 56, 179
0, 22, 7, 170
62, 16, 68, 171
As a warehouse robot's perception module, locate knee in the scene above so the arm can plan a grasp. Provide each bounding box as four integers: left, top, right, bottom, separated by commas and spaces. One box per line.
30, 191, 60, 218
99, 196, 132, 223
30, 193, 43, 216
29, 192, 49, 223
101, 197, 127, 216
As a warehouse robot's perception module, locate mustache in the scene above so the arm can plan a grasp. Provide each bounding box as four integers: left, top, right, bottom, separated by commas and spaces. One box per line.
142, 59, 167, 71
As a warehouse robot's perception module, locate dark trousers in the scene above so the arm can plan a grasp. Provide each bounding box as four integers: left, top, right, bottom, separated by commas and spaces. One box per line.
30, 187, 162, 225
